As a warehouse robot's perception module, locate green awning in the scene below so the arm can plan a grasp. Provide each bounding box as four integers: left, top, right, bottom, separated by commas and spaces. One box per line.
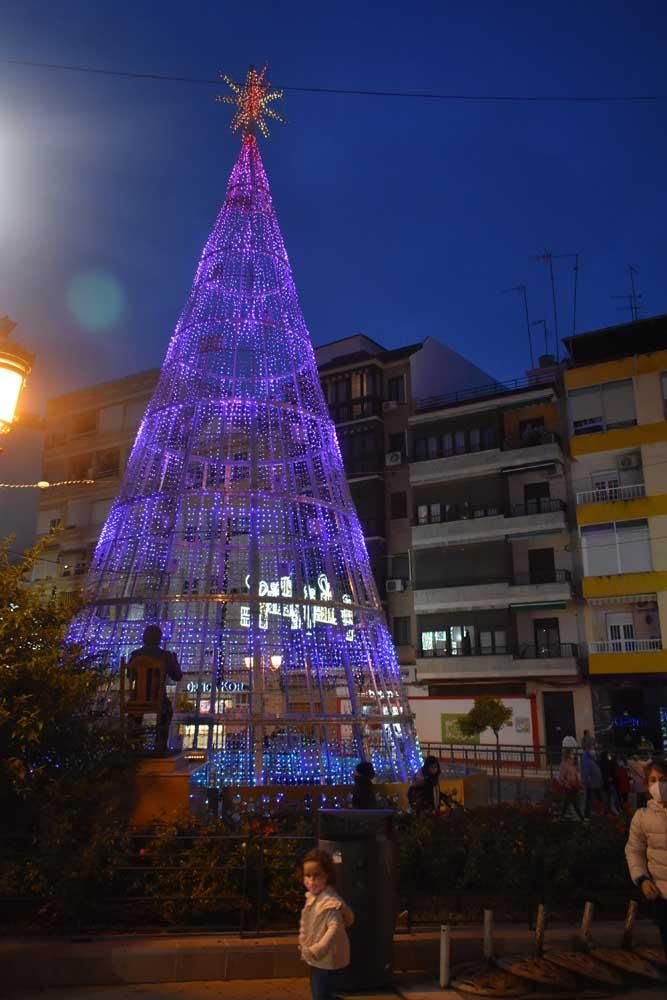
510, 601, 568, 611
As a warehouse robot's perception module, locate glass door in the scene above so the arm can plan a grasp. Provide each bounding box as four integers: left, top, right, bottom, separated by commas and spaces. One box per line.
534, 618, 560, 657
606, 612, 635, 652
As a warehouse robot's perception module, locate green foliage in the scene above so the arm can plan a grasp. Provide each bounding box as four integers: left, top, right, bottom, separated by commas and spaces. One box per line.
0, 537, 136, 925
458, 697, 513, 741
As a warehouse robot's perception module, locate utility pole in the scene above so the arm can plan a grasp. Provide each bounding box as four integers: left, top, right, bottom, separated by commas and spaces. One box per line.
502, 284, 534, 368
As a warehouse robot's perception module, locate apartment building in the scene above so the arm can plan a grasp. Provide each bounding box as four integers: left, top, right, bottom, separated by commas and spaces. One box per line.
314, 334, 494, 591
389, 357, 593, 749
31, 369, 159, 600
563, 315, 667, 750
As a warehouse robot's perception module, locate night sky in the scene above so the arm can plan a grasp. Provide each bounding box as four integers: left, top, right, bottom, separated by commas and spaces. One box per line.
2, 0, 667, 417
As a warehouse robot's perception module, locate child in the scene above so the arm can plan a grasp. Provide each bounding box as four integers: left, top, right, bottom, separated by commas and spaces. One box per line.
625, 757, 667, 955
299, 848, 354, 1000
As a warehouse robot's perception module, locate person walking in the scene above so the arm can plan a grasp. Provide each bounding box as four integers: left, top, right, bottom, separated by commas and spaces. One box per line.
299, 848, 354, 1000
581, 747, 604, 818
625, 758, 667, 955
558, 750, 583, 820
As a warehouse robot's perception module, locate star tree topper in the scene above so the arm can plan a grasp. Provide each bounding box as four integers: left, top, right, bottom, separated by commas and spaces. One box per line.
217, 65, 286, 138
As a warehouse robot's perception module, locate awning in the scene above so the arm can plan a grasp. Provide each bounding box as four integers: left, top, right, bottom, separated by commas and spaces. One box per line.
587, 592, 657, 607
510, 601, 568, 611
501, 461, 562, 475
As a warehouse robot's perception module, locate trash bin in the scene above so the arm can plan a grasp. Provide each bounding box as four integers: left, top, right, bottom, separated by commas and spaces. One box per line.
318, 808, 396, 990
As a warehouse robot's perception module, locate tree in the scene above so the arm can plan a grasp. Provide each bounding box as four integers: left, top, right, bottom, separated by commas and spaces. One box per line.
458, 698, 513, 803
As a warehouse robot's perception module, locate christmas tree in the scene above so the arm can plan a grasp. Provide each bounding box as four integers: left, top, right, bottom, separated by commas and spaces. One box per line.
68, 67, 420, 786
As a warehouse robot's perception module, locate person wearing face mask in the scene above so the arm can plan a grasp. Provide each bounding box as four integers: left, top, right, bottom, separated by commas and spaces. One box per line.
625, 758, 667, 955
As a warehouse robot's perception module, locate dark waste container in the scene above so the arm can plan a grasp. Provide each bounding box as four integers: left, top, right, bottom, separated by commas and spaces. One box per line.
318, 808, 396, 990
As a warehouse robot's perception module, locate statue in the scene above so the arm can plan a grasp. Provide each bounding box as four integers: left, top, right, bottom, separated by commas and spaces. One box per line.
126, 625, 182, 753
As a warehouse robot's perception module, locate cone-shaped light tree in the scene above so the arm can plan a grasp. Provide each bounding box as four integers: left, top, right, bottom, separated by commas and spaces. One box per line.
68, 67, 420, 786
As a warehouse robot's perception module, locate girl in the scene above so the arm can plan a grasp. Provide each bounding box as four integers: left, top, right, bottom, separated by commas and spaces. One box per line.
625, 758, 667, 955
299, 848, 354, 1000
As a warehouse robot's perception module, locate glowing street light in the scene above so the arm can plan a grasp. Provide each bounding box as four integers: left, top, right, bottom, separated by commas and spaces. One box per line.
0, 317, 34, 434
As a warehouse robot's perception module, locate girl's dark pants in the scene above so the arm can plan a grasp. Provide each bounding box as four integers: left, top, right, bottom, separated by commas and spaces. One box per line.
310, 966, 341, 1000
655, 898, 667, 955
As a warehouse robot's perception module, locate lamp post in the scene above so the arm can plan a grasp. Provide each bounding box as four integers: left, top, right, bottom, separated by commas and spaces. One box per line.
0, 317, 34, 436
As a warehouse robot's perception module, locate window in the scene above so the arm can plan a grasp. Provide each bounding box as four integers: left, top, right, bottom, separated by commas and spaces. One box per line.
387, 375, 405, 403
421, 630, 447, 656
450, 625, 476, 656
427, 435, 439, 459
430, 502, 441, 523
69, 454, 93, 480
480, 629, 507, 654
388, 432, 404, 454
569, 379, 636, 435
454, 430, 466, 454
389, 552, 410, 580
519, 417, 545, 444
94, 448, 120, 478
390, 492, 407, 519
392, 616, 411, 646
417, 504, 428, 525
98, 404, 123, 434
72, 410, 96, 436
469, 428, 481, 452
441, 432, 454, 456
582, 519, 651, 576
414, 437, 427, 460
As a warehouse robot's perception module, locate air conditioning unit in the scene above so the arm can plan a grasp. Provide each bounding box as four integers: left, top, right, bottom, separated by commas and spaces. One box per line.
383, 400, 398, 412
386, 578, 405, 593
618, 453, 641, 470
385, 451, 403, 467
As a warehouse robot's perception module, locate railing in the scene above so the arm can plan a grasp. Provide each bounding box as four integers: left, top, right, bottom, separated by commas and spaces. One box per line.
420, 645, 510, 658
502, 430, 560, 450
327, 396, 383, 423
512, 569, 572, 585
414, 372, 556, 413
576, 482, 645, 505
412, 434, 498, 463
514, 642, 578, 659
589, 638, 662, 654
414, 497, 566, 526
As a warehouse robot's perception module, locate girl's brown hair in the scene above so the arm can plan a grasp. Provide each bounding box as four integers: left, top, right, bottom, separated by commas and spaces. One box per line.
645, 757, 667, 781
302, 848, 337, 888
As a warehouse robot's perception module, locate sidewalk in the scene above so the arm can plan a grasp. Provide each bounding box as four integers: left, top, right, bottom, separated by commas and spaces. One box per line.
7, 977, 667, 1000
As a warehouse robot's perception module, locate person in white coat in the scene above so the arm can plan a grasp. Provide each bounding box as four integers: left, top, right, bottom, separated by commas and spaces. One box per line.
625, 758, 667, 954
299, 848, 354, 1000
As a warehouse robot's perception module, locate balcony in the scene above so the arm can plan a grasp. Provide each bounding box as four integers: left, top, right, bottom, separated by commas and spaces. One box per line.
414, 571, 572, 613
416, 643, 578, 680
589, 638, 662, 654
410, 431, 563, 486
412, 499, 566, 548
576, 483, 645, 505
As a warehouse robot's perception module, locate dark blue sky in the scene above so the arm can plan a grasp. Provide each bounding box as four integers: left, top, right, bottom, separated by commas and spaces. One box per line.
2, 0, 666, 415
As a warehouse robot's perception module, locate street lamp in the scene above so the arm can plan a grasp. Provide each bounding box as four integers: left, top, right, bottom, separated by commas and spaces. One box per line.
0, 317, 34, 434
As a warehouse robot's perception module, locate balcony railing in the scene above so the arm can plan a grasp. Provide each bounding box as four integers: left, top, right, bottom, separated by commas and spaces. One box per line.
419, 641, 578, 660
414, 497, 566, 526
514, 642, 578, 659
589, 638, 662, 654
502, 429, 560, 450
512, 569, 572, 585
413, 372, 557, 413
420, 645, 510, 658
576, 482, 645, 505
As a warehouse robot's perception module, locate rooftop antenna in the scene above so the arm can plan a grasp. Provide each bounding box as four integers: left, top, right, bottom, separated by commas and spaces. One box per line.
502, 284, 534, 368
530, 319, 549, 358
533, 251, 580, 356
611, 265, 643, 321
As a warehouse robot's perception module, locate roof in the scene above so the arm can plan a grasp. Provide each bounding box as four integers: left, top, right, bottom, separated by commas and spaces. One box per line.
317, 342, 422, 373
562, 314, 667, 365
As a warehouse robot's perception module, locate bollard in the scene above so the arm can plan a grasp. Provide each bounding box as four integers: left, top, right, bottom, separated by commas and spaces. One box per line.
439, 924, 451, 988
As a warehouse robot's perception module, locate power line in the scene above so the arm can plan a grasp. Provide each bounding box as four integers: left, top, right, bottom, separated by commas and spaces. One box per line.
1, 57, 666, 104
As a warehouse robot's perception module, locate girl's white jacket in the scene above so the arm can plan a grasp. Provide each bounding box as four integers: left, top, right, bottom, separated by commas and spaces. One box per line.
299, 887, 354, 970
625, 800, 667, 896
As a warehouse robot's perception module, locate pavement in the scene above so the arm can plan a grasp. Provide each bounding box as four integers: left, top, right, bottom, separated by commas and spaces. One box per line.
6, 978, 667, 1000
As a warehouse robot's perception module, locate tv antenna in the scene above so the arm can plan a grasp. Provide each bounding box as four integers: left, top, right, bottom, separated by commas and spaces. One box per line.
530, 319, 550, 358
611, 265, 643, 321
533, 251, 580, 358
502, 284, 534, 368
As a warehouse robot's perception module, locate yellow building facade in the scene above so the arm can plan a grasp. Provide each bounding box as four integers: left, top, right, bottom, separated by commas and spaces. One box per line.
563, 318, 667, 748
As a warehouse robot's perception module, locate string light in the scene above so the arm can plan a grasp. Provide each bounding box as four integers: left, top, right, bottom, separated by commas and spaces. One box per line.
67, 68, 419, 789
217, 65, 286, 139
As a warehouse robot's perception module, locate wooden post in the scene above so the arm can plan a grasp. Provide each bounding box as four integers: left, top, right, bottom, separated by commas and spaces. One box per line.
622, 899, 638, 949
580, 901, 594, 945
535, 904, 546, 956
483, 909, 494, 963
439, 924, 451, 989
